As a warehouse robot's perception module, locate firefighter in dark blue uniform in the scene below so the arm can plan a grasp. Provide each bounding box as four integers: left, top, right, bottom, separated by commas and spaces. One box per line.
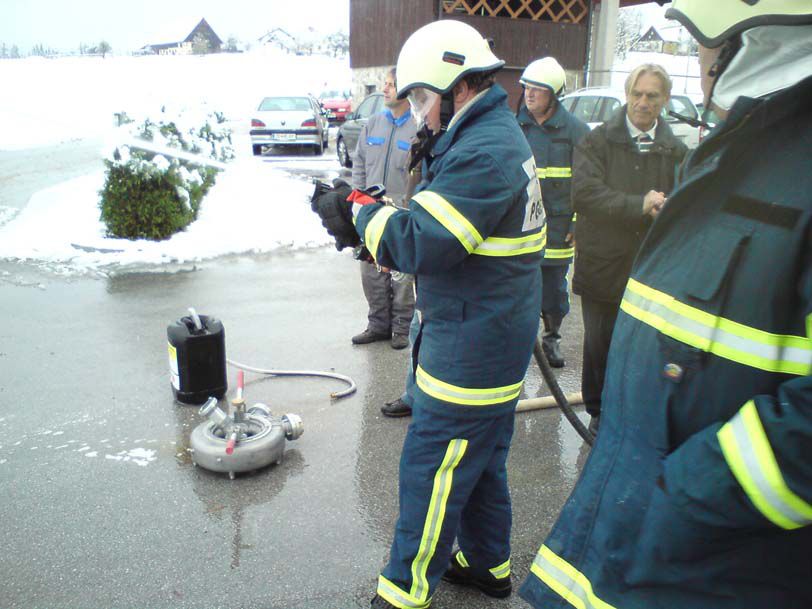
520, 2, 812, 608
313, 20, 544, 609
517, 58, 590, 368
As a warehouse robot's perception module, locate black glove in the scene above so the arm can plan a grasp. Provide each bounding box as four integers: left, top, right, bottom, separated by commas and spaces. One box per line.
315, 188, 358, 251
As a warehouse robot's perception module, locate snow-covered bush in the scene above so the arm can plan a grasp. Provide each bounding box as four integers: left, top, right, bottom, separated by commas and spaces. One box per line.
99, 110, 234, 241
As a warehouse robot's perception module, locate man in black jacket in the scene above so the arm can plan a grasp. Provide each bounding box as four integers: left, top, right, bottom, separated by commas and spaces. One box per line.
572, 63, 687, 434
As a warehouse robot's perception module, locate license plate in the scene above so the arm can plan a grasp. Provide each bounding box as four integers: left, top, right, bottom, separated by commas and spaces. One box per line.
272, 133, 295, 141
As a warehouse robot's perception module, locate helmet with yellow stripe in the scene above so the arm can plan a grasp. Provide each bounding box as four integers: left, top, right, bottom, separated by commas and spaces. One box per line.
665, 0, 812, 48
519, 57, 566, 96
395, 20, 504, 99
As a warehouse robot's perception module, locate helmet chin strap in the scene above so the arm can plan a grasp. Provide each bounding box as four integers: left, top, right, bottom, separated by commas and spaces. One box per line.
439, 91, 455, 132
705, 37, 742, 110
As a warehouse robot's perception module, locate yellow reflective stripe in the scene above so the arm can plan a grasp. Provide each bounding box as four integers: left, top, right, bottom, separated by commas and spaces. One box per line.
572, 213, 577, 222
621, 278, 812, 375
410, 439, 468, 601
416, 365, 523, 406
363, 206, 398, 262
536, 167, 572, 179
412, 190, 483, 254
472, 227, 546, 257
489, 557, 511, 580
530, 544, 618, 609
718, 400, 812, 530
377, 575, 430, 609
456, 550, 469, 568
544, 246, 574, 259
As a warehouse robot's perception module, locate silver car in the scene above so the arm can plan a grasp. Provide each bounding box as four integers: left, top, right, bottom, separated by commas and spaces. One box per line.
250, 95, 330, 156
560, 88, 702, 149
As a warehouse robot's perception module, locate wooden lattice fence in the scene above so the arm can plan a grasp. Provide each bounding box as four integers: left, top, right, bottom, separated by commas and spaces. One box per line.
443, 0, 589, 24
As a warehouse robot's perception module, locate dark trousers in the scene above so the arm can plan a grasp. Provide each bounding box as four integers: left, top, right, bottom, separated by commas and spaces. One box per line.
378, 407, 515, 607
541, 263, 570, 321
580, 296, 620, 417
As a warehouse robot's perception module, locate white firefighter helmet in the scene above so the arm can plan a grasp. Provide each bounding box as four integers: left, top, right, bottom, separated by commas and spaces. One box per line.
666, 0, 812, 48
519, 57, 566, 96
395, 20, 504, 99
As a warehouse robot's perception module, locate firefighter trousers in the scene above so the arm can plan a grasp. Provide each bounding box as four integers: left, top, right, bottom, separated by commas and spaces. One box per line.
377, 406, 515, 608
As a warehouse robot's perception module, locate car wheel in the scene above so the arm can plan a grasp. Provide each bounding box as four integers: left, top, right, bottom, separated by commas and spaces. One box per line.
313, 139, 324, 156
252, 144, 263, 156
337, 137, 352, 168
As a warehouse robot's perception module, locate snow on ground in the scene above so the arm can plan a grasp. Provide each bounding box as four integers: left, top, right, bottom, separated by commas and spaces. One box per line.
0, 49, 352, 275
0, 158, 336, 275
0, 48, 351, 151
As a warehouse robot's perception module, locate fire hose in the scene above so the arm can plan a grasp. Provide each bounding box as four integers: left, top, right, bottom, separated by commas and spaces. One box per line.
524, 338, 595, 446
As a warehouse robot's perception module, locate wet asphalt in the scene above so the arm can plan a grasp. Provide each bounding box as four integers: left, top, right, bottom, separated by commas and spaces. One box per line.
0, 140, 590, 609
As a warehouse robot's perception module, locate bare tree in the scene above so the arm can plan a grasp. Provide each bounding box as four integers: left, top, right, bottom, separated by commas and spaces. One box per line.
98, 40, 112, 58
192, 34, 211, 55
615, 8, 643, 61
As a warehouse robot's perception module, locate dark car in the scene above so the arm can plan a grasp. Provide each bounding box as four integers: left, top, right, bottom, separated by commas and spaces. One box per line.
335, 92, 384, 168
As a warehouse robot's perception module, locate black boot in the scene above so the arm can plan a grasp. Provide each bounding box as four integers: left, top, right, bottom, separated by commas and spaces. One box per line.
542, 314, 565, 368
442, 550, 512, 598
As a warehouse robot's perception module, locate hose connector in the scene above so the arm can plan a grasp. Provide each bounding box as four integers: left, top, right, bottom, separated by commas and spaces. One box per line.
281, 414, 304, 440
199, 397, 229, 433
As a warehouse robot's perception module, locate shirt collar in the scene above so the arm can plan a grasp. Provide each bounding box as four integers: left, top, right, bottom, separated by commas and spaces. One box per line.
384, 107, 413, 127
626, 113, 657, 140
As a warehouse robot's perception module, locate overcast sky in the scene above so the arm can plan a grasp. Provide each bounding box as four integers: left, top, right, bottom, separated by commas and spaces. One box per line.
0, 0, 349, 52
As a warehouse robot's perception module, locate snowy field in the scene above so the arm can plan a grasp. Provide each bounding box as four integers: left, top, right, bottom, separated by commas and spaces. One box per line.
0, 49, 352, 275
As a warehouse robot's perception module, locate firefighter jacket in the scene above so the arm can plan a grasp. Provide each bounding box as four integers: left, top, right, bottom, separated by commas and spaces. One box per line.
352, 107, 417, 207
520, 75, 812, 609
517, 103, 589, 266
572, 106, 687, 304
353, 85, 545, 418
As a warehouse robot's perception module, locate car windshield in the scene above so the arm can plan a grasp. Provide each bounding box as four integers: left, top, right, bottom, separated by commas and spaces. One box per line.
258, 97, 312, 112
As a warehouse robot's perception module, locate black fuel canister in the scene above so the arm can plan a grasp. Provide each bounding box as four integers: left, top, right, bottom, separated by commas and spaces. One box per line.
167, 314, 227, 404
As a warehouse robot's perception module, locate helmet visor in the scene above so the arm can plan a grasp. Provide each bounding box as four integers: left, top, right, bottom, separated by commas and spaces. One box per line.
407, 88, 440, 128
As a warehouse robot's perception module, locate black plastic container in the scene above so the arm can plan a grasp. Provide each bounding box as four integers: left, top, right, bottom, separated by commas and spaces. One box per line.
167, 314, 227, 404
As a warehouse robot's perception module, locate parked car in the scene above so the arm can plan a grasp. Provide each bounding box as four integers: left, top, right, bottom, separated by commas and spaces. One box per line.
250, 95, 329, 156
318, 89, 352, 124
335, 92, 384, 168
560, 88, 702, 148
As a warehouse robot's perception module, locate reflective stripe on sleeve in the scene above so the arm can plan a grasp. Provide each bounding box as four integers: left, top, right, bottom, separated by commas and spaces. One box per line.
529, 544, 619, 609
416, 365, 523, 406
620, 279, 812, 375
544, 246, 574, 259
377, 575, 431, 609
362, 206, 398, 262
536, 167, 572, 179
410, 438, 468, 601
472, 226, 546, 257
412, 190, 483, 253
718, 400, 812, 530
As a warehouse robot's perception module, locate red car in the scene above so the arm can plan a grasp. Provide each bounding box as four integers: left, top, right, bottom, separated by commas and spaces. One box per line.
318, 90, 352, 124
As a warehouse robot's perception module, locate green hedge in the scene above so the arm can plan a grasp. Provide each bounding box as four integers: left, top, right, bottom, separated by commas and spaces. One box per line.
99, 160, 216, 241
98, 112, 232, 241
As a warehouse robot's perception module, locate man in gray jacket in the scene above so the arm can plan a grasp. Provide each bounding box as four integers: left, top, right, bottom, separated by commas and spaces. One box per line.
351, 68, 417, 349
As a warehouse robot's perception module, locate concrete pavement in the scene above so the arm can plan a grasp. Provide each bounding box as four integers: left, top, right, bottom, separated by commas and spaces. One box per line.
0, 139, 591, 609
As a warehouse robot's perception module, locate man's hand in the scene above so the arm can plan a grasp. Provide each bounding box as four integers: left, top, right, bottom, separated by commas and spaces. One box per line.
314, 188, 359, 251
643, 190, 667, 218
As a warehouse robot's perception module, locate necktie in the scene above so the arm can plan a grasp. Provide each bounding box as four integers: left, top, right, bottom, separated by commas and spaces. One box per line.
637, 134, 653, 153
